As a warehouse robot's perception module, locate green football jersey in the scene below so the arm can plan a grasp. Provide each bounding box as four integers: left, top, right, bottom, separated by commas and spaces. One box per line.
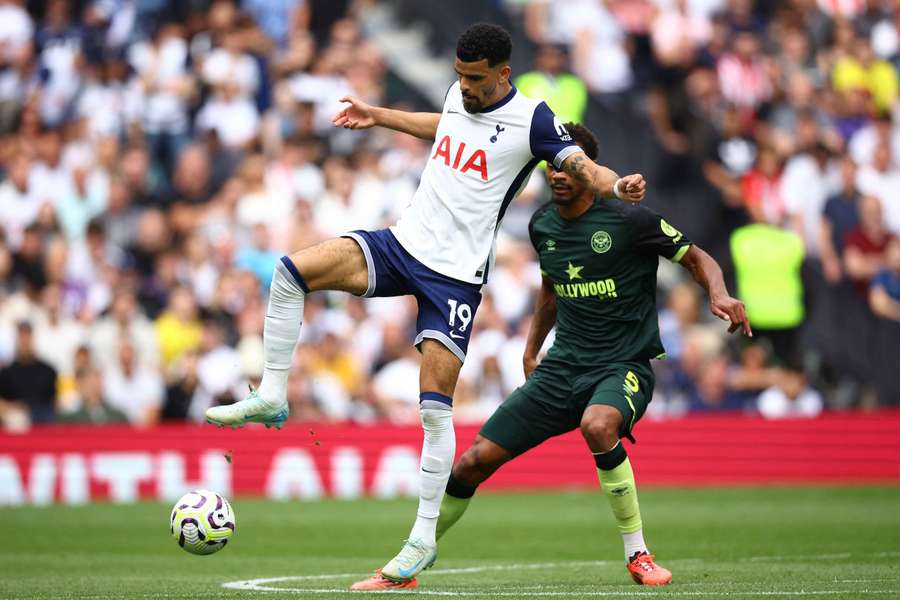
528, 198, 692, 367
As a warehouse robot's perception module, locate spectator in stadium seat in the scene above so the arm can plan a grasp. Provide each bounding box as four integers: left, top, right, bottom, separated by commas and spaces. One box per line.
0, 321, 57, 424
848, 112, 900, 169
103, 340, 164, 426
243, 0, 309, 49
0, 155, 40, 251
855, 140, 900, 235
162, 351, 199, 422
781, 141, 837, 258
58, 367, 128, 425
128, 22, 194, 175
685, 356, 752, 413
234, 223, 280, 292
819, 155, 860, 284
32, 284, 86, 386
869, 237, 900, 322
697, 104, 755, 208
515, 44, 587, 124
195, 80, 262, 151
154, 285, 203, 368
741, 147, 786, 226
831, 32, 898, 114
190, 319, 246, 422
568, 0, 634, 95
717, 29, 772, 119
371, 342, 421, 424
55, 162, 107, 242
757, 370, 823, 419
869, 238, 900, 405
89, 287, 158, 371
307, 310, 361, 399
728, 341, 781, 398
35, 0, 85, 127
844, 195, 895, 298
171, 144, 215, 207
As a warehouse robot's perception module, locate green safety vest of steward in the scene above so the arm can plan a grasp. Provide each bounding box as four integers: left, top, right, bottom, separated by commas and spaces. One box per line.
730, 224, 805, 330
514, 71, 588, 124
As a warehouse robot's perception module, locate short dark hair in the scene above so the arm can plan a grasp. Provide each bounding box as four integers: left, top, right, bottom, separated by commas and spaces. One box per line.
563, 122, 598, 161
456, 23, 512, 66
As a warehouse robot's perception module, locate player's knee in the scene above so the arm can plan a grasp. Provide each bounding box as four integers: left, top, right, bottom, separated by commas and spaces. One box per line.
580, 413, 620, 450
453, 440, 503, 486
451, 447, 483, 485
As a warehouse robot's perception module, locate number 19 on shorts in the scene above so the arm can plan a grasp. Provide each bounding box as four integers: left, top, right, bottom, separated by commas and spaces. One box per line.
447, 299, 472, 334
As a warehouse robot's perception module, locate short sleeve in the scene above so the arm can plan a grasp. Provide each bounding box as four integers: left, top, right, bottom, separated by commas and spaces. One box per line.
626, 205, 692, 262
529, 102, 581, 168
528, 203, 550, 252
870, 270, 889, 290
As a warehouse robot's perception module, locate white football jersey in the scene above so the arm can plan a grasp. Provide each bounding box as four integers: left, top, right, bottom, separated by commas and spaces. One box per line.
390, 82, 581, 285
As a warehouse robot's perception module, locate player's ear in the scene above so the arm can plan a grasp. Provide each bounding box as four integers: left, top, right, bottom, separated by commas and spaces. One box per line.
498, 63, 511, 84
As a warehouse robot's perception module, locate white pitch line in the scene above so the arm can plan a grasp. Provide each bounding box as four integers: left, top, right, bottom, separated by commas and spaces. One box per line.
223, 585, 900, 597
222, 561, 613, 590
222, 552, 900, 596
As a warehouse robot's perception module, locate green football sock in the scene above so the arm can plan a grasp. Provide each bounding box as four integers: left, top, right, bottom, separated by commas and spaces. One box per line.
595, 447, 643, 534
436, 494, 471, 540
435, 474, 476, 540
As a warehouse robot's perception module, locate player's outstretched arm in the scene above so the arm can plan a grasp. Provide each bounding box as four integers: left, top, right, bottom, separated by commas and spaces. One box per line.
560, 151, 646, 202
523, 276, 558, 378
679, 246, 753, 336
332, 96, 441, 140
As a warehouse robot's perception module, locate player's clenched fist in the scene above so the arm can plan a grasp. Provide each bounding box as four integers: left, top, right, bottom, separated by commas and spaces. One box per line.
332, 96, 376, 130
615, 174, 646, 202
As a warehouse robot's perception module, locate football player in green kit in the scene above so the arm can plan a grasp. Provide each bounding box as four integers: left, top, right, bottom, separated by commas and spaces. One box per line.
401, 122, 750, 588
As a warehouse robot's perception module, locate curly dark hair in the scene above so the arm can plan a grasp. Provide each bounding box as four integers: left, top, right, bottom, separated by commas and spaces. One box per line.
563, 122, 598, 161
456, 23, 512, 66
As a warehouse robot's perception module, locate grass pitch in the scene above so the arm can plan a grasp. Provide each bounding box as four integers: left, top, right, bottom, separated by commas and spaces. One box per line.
2, 486, 899, 599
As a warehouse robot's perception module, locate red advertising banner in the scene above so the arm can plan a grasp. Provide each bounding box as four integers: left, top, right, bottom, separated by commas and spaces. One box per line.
1, 411, 899, 505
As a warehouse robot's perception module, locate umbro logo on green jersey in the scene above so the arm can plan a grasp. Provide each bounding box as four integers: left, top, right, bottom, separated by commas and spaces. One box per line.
545, 239, 556, 252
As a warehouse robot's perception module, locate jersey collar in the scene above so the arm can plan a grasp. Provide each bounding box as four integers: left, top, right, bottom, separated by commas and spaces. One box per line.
479, 85, 517, 113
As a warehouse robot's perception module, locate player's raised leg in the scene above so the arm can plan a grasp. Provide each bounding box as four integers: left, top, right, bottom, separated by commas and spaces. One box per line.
380, 340, 460, 581
205, 238, 368, 428
581, 404, 671, 586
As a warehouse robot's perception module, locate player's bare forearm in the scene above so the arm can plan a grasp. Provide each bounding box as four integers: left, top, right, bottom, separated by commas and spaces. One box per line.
523, 277, 557, 376
560, 151, 646, 202
680, 245, 727, 299
371, 107, 440, 140
333, 96, 439, 140
679, 245, 752, 336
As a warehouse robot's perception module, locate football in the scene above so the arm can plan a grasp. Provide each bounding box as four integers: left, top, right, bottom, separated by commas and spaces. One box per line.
169, 490, 235, 555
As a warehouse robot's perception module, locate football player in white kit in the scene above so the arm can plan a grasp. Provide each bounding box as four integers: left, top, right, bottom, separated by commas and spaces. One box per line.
205, 23, 646, 587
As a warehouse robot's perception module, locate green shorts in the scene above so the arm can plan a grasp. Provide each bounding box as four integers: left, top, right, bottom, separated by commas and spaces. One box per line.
479, 358, 655, 457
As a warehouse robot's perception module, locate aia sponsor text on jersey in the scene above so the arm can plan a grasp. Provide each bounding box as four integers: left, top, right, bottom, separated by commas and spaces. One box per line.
431, 135, 489, 181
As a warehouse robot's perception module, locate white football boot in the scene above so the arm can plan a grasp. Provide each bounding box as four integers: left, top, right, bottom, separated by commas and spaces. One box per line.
380, 538, 437, 582
205, 389, 289, 429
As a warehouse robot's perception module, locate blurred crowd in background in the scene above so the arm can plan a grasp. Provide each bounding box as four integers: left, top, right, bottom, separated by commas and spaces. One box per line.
0, 0, 899, 432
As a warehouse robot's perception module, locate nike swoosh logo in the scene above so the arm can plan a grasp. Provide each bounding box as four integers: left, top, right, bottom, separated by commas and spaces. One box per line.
446, 109, 460, 114
449, 332, 464, 340
398, 558, 425, 578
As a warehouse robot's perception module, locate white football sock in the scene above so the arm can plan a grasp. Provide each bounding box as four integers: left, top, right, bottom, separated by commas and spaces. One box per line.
623, 529, 648, 561
257, 259, 306, 406
408, 404, 455, 546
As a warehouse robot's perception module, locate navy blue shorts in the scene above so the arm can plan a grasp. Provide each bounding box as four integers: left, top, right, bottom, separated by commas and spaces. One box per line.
343, 229, 482, 363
